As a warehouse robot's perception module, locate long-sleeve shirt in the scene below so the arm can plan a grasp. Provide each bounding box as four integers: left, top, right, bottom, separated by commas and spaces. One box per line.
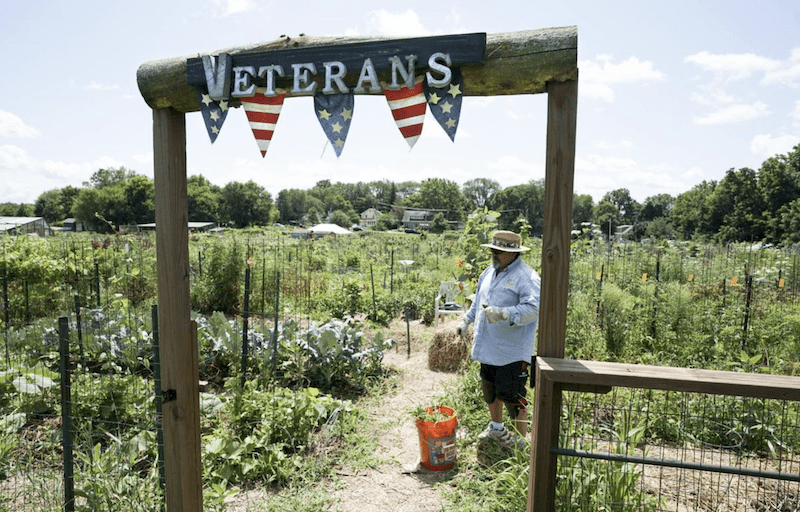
465, 256, 541, 366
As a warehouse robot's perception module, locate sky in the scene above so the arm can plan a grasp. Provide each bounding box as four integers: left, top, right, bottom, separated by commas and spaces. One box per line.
1, 1, 799, 209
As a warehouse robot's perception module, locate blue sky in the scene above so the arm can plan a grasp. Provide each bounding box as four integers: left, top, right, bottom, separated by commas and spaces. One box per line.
1, 1, 798, 207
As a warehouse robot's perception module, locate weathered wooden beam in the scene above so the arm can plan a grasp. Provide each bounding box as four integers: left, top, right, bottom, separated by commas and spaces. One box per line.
541, 357, 800, 401
136, 26, 577, 112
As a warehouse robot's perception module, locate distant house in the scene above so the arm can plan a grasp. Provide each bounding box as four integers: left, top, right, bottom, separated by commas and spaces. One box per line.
401, 209, 433, 230
62, 218, 86, 232
0, 217, 53, 237
360, 208, 381, 228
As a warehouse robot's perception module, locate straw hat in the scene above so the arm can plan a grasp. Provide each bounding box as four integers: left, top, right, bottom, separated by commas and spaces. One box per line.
480, 230, 530, 252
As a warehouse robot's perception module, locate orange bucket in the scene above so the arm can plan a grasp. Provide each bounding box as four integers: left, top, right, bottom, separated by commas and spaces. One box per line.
415, 406, 458, 471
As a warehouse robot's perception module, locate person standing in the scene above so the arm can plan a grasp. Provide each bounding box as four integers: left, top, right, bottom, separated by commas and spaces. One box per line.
457, 230, 541, 449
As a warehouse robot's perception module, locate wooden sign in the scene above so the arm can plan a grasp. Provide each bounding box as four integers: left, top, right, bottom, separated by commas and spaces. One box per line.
186, 33, 486, 99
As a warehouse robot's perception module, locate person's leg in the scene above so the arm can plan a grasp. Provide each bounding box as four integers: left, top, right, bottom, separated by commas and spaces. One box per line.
489, 397, 504, 423
514, 407, 528, 437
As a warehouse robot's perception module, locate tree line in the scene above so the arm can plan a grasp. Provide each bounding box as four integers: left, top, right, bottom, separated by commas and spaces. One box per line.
4, 144, 798, 243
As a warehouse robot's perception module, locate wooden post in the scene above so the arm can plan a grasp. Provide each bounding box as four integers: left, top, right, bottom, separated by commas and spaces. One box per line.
528, 78, 578, 512
153, 107, 202, 512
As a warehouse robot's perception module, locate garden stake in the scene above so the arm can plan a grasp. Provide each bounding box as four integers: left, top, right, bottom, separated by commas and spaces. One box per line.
58, 316, 75, 512
151, 305, 167, 500
241, 266, 251, 388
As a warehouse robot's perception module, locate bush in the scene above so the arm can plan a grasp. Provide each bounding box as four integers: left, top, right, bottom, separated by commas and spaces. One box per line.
191, 240, 244, 315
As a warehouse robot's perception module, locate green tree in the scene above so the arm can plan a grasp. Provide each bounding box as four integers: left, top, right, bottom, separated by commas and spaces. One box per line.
124, 175, 155, 224
34, 185, 80, 223
187, 175, 221, 223
276, 188, 308, 224
462, 178, 501, 210
329, 209, 351, 228
374, 212, 399, 231
488, 180, 545, 235
572, 193, 594, 229
670, 181, 715, 240
709, 168, 764, 242
429, 212, 449, 233
220, 181, 273, 228
408, 178, 466, 222
758, 145, 800, 242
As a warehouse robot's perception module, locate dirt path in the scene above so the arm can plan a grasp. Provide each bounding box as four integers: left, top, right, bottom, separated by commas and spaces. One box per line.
330, 319, 461, 512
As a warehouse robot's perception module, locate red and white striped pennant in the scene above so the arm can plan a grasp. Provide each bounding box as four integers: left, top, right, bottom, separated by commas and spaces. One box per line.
383, 76, 426, 149
240, 88, 285, 157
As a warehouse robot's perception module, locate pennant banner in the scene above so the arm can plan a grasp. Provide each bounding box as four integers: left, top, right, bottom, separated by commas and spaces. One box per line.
383, 76, 426, 149
424, 68, 463, 142
240, 88, 286, 157
314, 92, 355, 157
195, 85, 230, 143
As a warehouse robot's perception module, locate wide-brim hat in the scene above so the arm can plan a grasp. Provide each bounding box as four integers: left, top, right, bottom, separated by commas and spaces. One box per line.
481, 230, 530, 252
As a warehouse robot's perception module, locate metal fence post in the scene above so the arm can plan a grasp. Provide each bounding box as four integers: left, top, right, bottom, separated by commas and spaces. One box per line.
151, 305, 166, 502
241, 266, 251, 389
58, 316, 75, 512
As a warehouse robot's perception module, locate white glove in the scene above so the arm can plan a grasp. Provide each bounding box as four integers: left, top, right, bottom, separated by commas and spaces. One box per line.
456, 319, 471, 339
483, 306, 509, 324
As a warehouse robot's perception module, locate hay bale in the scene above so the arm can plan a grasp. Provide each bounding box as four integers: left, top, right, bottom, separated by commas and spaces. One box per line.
428, 320, 471, 372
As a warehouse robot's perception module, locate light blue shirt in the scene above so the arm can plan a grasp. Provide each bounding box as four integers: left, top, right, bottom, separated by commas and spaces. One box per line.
465, 256, 541, 366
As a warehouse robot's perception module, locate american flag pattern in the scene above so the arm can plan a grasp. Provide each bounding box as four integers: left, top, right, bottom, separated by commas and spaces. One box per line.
195, 85, 230, 143
424, 68, 463, 142
240, 88, 286, 157
314, 92, 354, 157
383, 76, 426, 149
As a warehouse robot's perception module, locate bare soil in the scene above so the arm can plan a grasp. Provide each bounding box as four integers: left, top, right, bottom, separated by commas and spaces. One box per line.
328, 318, 461, 511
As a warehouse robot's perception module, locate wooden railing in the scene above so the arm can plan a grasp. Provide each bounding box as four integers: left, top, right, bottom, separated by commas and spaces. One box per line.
527, 357, 800, 511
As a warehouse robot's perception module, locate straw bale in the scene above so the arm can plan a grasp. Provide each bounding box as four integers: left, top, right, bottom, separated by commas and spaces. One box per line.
428, 320, 471, 372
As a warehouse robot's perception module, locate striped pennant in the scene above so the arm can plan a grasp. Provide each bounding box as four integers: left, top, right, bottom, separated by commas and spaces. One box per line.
383, 76, 426, 149
240, 88, 285, 157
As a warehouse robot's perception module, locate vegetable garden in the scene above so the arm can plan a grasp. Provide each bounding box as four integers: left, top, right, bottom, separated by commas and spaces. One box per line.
2, 216, 800, 511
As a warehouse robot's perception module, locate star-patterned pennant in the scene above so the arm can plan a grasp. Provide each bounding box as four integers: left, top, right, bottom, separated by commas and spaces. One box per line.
383, 76, 426, 149
424, 68, 463, 142
195, 84, 230, 143
240, 88, 286, 157
314, 92, 354, 157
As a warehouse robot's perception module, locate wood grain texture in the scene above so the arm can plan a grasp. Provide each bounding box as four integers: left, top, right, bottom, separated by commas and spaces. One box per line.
153, 108, 202, 512
538, 79, 578, 359
136, 27, 578, 112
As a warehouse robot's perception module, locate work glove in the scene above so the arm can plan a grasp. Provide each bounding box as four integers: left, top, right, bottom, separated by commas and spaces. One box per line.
456, 319, 471, 339
483, 305, 509, 324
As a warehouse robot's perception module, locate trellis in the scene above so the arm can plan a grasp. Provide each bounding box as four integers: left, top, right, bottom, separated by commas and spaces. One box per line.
136, 27, 578, 511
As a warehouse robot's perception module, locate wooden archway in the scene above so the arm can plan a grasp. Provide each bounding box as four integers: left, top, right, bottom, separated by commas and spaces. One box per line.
136, 26, 577, 512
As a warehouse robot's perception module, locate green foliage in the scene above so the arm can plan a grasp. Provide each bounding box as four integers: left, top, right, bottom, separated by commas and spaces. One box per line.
191, 238, 244, 314
202, 383, 353, 486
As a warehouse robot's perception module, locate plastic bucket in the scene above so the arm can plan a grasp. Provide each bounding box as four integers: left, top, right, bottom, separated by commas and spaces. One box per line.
415, 406, 458, 471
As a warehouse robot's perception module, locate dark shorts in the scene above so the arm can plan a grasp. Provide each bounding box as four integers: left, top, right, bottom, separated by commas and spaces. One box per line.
480, 360, 530, 406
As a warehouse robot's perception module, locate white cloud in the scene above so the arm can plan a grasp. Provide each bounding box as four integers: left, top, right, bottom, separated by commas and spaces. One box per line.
793, 100, 800, 121
85, 80, 120, 91
211, 0, 256, 17
366, 9, 430, 36
593, 139, 634, 150
750, 134, 800, 159
692, 101, 770, 125
0, 110, 40, 138
761, 47, 800, 87
685, 51, 780, 82
0, 144, 123, 202
579, 55, 665, 102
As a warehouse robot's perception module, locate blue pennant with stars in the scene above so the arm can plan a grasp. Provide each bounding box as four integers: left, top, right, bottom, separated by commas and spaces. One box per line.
424, 68, 463, 142
195, 85, 230, 143
314, 92, 354, 157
